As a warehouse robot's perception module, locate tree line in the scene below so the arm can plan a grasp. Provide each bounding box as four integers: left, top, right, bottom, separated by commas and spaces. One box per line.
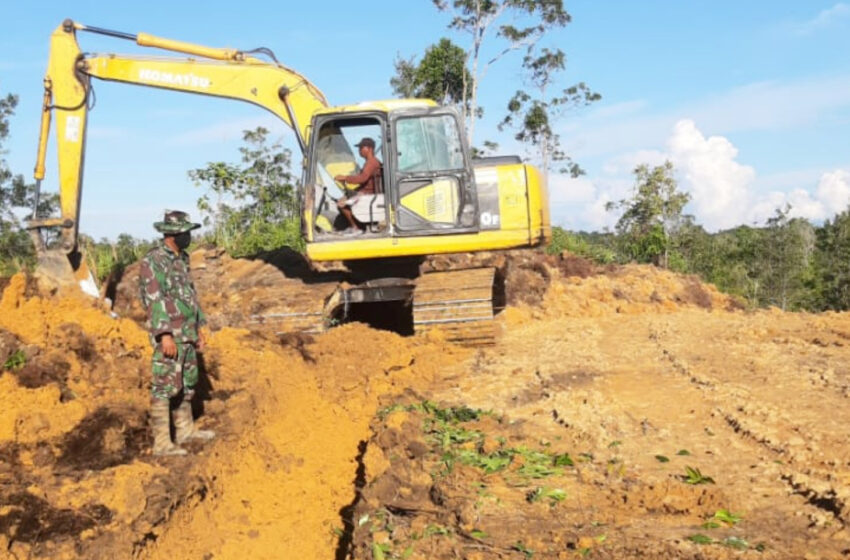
548, 161, 850, 312
2, 1, 848, 313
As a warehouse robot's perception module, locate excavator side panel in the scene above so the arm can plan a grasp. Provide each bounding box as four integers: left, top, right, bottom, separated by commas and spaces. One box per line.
305, 163, 550, 261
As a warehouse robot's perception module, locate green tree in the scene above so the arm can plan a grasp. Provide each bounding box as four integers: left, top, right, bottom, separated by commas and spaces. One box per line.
758, 206, 815, 311
606, 161, 691, 268
433, 0, 572, 145
189, 127, 302, 256
80, 233, 154, 283
0, 93, 58, 274
546, 226, 616, 263
391, 38, 471, 106
499, 47, 600, 181
814, 209, 850, 310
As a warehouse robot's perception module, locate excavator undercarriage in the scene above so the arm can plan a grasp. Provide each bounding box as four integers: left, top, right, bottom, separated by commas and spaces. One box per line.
243, 260, 500, 346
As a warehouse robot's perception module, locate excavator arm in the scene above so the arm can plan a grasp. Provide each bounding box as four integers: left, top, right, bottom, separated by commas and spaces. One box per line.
29, 19, 328, 289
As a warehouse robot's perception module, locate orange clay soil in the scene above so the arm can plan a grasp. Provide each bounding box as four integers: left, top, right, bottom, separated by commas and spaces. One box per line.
1, 250, 850, 559
0, 271, 468, 559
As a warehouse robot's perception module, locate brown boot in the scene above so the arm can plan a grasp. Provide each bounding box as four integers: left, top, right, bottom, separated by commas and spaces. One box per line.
151, 398, 187, 456
173, 400, 215, 445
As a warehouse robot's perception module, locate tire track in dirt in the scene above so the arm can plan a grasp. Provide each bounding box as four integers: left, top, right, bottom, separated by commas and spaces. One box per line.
415, 309, 850, 557
648, 313, 850, 536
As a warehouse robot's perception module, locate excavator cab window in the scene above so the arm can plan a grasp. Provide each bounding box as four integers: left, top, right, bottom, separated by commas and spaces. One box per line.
310, 116, 387, 235
390, 110, 478, 235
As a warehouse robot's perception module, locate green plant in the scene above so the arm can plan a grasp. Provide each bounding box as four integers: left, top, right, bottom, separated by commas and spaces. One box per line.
682, 466, 714, 485
686, 533, 713, 545
514, 447, 560, 479
512, 541, 534, 558
526, 486, 566, 505
423, 524, 450, 537
546, 227, 616, 263
3, 349, 26, 371
676, 449, 691, 456
372, 542, 389, 560
712, 509, 742, 526
654, 455, 670, 463
553, 453, 574, 466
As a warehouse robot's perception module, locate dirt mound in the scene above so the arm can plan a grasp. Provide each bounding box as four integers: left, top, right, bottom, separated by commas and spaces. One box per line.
0, 274, 190, 558
0, 272, 470, 559
499, 262, 740, 329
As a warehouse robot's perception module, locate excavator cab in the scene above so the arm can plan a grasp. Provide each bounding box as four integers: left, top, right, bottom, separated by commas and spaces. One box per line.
307, 105, 478, 242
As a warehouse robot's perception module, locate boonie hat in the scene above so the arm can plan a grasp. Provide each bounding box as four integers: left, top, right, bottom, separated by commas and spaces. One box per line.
354, 137, 375, 149
154, 210, 202, 234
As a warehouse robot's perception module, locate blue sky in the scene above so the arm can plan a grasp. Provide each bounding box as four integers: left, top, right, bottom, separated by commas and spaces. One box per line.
1, 1, 849, 238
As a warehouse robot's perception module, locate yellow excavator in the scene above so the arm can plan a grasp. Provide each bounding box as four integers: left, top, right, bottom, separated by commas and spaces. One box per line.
29, 19, 550, 344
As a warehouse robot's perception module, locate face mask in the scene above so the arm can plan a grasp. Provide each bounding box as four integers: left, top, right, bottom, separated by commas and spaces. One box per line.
174, 232, 191, 250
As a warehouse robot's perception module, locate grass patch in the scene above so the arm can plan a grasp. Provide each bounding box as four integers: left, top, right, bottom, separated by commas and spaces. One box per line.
3, 349, 26, 371
682, 466, 714, 485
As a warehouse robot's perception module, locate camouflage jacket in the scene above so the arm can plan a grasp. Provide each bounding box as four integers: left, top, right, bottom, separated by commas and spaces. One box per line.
138, 241, 206, 344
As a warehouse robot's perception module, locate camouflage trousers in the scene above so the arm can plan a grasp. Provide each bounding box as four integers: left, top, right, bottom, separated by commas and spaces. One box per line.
151, 342, 198, 401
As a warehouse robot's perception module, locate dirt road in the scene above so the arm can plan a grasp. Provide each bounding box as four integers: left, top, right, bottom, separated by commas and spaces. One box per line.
1, 255, 849, 559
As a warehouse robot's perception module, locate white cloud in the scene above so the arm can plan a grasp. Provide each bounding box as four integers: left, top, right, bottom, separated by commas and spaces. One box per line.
786, 189, 826, 220
584, 191, 616, 231
793, 3, 850, 35
556, 119, 850, 232
815, 169, 850, 214
746, 171, 850, 224
667, 120, 756, 230
548, 175, 596, 206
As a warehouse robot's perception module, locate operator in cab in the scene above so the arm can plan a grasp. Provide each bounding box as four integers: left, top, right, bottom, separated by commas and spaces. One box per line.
334, 137, 382, 234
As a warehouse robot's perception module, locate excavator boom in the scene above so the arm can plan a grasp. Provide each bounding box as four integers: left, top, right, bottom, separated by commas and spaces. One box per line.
29, 19, 328, 277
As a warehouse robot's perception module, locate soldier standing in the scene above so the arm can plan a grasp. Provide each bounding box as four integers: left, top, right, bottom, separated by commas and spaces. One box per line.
139, 210, 215, 456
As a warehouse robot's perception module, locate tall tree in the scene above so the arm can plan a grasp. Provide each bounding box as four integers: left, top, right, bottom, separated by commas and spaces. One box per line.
432, 0, 571, 145
498, 47, 599, 182
189, 127, 301, 256
759, 206, 815, 311
0, 93, 58, 273
606, 161, 691, 268
390, 38, 471, 106
814, 209, 850, 310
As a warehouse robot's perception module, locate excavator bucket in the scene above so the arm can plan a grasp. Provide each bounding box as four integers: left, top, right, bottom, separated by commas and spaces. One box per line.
32, 248, 99, 297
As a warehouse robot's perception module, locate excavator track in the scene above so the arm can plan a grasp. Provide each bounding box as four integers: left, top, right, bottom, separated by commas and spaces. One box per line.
412, 267, 498, 346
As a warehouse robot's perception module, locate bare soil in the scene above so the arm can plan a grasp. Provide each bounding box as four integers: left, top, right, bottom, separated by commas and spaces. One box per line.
1, 249, 849, 559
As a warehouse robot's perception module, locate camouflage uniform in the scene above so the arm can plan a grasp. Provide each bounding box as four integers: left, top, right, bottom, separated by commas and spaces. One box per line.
139, 240, 206, 400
